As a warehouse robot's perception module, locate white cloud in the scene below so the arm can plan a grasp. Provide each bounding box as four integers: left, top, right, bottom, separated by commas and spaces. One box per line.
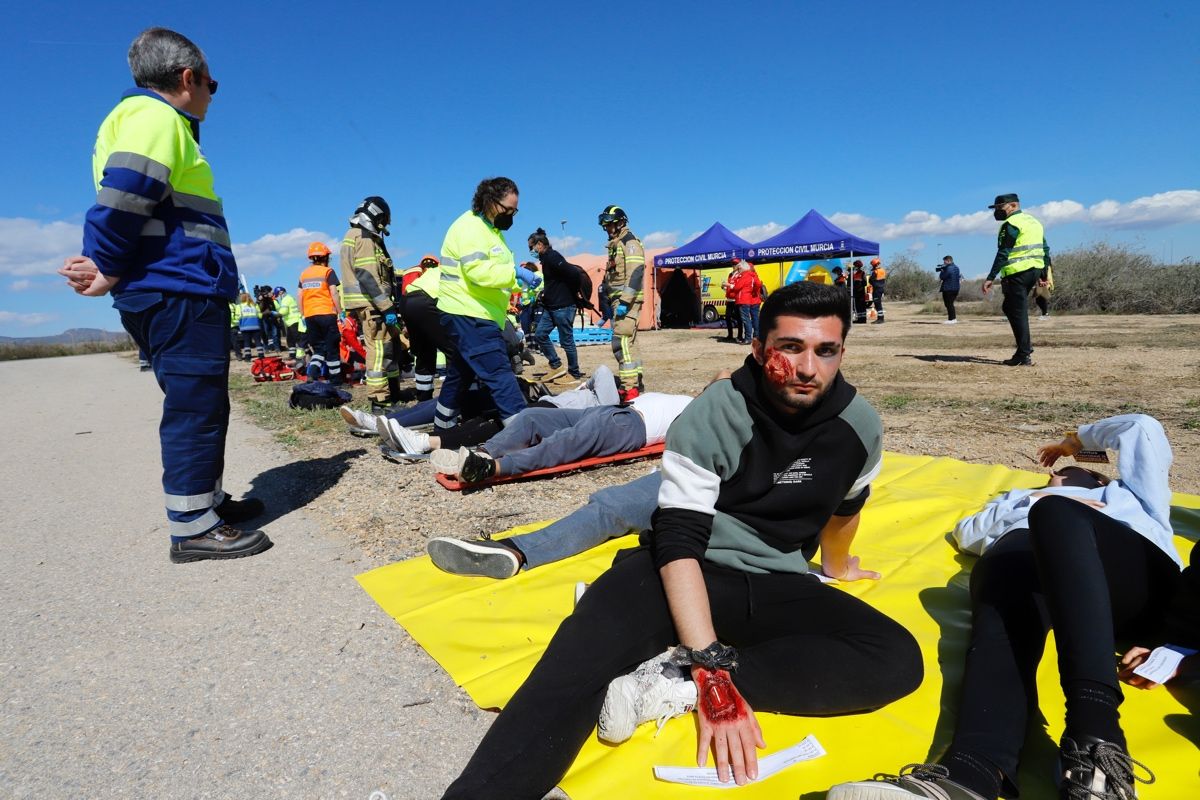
642, 230, 680, 248
10, 279, 33, 291
907, 241, 926, 252
733, 222, 786, 242
0, 310, 59, 326
0, 218, 82, 277
232, 227, 337, 277
828, 190, 1200, 241
550, 234, 584, 254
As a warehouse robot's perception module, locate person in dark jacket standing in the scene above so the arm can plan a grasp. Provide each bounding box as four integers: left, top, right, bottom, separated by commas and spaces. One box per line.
935, 255, 962, 324
851, 260, 869, 324
440, 282, 921, 799
528, 228, 583, 382
58, 27, 270, 562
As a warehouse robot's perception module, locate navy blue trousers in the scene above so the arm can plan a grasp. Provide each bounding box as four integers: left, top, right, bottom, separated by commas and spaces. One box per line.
435, 314, 527, 429
115, 291, 231, 539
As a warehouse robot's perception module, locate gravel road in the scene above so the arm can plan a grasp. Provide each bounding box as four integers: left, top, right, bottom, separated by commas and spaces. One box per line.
0, 353, 488, 800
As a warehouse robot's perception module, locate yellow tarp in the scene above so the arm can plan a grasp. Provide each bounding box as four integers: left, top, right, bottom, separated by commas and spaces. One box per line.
357, 452, 1200, 799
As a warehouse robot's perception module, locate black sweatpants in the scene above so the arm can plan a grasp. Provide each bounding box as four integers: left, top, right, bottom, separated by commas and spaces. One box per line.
942, 289, 959, 321
943, 497, 1180, 798
442, 547, 923, 799
401, 290, 457, 401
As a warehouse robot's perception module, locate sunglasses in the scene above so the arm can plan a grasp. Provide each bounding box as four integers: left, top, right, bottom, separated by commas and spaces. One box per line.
178, 67, 218, 95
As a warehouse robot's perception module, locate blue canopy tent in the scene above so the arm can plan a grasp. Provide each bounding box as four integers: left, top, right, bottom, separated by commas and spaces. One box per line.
746, 209, 879, 323
745, 209, 878, 263
652, 222, 753, 268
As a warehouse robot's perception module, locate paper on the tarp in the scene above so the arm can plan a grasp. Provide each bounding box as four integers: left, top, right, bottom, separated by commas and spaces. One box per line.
652, 735, 825, 788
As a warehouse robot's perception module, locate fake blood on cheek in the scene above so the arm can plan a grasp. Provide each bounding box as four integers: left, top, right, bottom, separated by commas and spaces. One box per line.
695, 668, 746, 723
763, 348, 793, 388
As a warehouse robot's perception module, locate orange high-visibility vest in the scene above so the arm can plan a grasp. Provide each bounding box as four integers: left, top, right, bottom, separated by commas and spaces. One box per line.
299, 263, 337, 317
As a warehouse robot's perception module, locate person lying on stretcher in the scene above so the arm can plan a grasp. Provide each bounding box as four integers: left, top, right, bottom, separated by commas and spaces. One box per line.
432, 390, 692, 485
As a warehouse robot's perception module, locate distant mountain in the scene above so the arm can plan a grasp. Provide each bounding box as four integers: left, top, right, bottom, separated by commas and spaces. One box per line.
0, 328, 131, 346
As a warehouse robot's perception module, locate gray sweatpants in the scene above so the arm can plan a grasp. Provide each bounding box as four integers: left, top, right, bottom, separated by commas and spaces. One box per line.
482, 405, 647, 476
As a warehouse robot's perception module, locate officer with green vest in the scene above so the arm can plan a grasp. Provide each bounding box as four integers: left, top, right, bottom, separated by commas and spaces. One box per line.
59, 27, 269, 563
983, 193, 1051, 366
433, 177, 528, 430
273, 286, 303, 360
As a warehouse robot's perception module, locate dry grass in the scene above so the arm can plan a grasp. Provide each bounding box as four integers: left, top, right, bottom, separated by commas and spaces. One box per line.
228, 304, 1200, 564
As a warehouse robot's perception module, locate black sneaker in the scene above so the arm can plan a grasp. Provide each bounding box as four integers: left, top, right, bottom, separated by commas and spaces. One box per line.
170, 525, 272, 563
214, 495, 265, 524
427, 537, 522, 578
1059, 735, 1153, 800
460, 450, 497, 484
827, 764, 988, 800
1002, 356, 1033, 366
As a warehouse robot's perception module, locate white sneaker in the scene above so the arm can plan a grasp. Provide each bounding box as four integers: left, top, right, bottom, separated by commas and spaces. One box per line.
377, 417, 431, 454
430, 447, 469, 475
339, 405, 379, 435
943, 319, 958, 325
1038, 314, 1050, 320
598, 648, 697, 743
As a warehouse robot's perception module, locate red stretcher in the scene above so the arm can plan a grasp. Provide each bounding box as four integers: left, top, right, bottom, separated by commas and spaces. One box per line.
433, 442, 665, 491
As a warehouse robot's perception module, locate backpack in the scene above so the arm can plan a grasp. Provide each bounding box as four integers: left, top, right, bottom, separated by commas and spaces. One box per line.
567, 263, 595, 311
288, 381, 352, 410
250, 356, 294, 382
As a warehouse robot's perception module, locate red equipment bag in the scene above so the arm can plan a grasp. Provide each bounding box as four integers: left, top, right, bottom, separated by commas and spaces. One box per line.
250, 356, 295, 382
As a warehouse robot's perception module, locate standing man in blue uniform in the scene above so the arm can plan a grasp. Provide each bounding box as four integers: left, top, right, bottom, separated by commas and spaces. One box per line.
58, 27, 271, 563
982, 193, 1051, 366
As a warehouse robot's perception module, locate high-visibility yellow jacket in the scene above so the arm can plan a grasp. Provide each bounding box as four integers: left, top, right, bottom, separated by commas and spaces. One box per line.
990, 210, 1050, 279
436, 211, 516, 325
408, 265, 441, 299
83, 89, 238, 299
605, 225, 645, 305
276, 292, 302, 326
339, 227, 395, 313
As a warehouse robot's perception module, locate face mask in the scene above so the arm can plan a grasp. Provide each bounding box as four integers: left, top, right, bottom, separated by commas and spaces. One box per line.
493, 212, 514, 231
993, 208, 1008, 221
529, 249, 538, 257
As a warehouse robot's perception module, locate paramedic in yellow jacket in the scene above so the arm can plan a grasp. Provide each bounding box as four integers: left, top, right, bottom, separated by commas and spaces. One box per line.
599, 204, 645, 399
433, 177, 528, 431
340, 196, 402, 411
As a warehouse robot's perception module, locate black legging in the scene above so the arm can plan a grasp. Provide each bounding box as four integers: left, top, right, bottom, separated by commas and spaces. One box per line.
442, 547, 922, 799
942, 289, 959, 321
401, 290, 457, 401
942, 497, 1180, 798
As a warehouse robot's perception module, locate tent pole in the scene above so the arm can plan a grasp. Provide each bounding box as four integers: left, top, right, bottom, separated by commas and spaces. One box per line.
849, 250, 856, 325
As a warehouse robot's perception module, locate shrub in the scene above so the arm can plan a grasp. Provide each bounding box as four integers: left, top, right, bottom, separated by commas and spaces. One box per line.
883, 254, 941, 301
1051, 243, 1199, 314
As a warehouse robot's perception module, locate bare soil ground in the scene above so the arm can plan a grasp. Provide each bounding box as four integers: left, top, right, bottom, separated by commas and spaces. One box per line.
231, 303, 1200, 564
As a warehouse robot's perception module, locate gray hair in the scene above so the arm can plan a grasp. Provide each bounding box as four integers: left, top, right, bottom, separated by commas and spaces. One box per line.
127, 27, 207, 92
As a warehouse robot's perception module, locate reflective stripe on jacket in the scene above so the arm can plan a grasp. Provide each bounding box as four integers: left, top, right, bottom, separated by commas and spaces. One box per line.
996, 211, 1048, 277
605, 227, 646, 305
339, 228, 395, 312
276, 293, 301, 326
238, 303, 262, 330
436, 211, 516, 325
299, 264, 338, 317
83, 90, 238, 299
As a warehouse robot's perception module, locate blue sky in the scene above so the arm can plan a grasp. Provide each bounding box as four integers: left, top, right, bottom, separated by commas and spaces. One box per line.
3, 0, 1198, 336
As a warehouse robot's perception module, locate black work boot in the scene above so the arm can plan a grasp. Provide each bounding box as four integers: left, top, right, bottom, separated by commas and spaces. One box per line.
170, 525, 272, 564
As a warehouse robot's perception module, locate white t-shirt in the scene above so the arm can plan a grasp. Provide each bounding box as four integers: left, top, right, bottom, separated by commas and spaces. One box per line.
630, 393, 693, 444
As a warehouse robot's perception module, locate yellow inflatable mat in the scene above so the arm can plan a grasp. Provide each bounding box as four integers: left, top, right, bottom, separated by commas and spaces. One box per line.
357, 452, 1200, 799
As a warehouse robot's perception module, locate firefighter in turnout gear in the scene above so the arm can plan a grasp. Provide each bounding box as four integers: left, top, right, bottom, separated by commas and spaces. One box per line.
340, 196, 403, 411
599, 205, 645, 400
